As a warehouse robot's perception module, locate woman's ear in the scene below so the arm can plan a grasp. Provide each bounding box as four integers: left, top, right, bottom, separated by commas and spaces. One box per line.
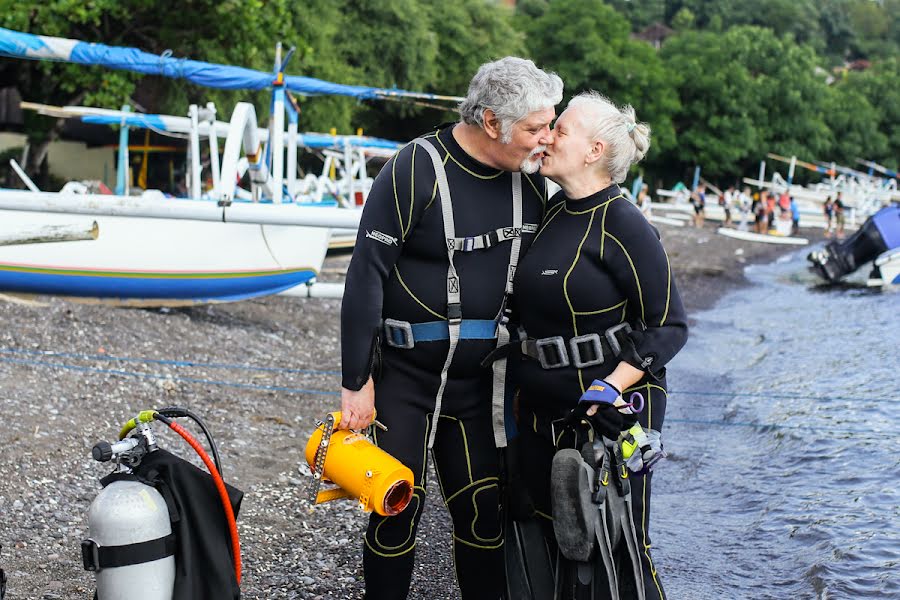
482, 108, 502, 141
585, 139, 605, 165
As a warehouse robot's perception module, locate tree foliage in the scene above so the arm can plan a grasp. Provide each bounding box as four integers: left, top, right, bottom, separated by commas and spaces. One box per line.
519, 0, 679, 162
1, 0, 898, 186
661, 27, 832, 178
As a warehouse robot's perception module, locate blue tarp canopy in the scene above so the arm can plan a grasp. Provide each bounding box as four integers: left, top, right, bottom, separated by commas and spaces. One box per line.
0, 27, 462, 103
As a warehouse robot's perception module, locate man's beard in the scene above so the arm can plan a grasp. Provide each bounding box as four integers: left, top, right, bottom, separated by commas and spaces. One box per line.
520, 145, 546, 174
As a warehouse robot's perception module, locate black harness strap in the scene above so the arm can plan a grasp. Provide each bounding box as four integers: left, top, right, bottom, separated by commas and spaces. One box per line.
82, 532, 177, 572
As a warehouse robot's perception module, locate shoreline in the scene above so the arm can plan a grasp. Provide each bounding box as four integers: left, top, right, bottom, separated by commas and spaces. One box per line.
0, 221, 827, 599
660, 221, 827, 312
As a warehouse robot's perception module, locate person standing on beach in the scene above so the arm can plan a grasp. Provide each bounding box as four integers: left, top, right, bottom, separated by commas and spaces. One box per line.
509, 91, 688, 599
339, 57, 562, 600
823, 196, 835, 238
638, 183, 652, 220
722, 185, 735, 227
790, 196, 800, 236
834, 192, 846, 239
737, 186, 752, 231
690, 183, 706, 228
766, 191, 777, 232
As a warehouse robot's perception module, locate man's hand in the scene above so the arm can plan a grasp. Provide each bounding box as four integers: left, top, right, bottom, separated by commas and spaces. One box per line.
339, 377, 375, 430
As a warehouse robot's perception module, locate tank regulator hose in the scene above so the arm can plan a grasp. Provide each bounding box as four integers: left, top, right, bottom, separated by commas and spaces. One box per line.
152, 413, 242, 585
155, 406, 222, 475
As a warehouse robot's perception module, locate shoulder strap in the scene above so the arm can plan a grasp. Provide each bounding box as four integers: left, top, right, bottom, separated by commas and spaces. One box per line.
412, 137, 461, 449
490, 172, 522, 448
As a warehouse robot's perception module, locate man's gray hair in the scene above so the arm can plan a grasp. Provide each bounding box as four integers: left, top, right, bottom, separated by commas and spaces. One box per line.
568, 91, 651, 183
459, 57, 563, 143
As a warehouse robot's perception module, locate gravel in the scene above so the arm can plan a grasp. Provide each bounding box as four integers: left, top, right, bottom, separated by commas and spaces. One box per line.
0, 221, 820, 599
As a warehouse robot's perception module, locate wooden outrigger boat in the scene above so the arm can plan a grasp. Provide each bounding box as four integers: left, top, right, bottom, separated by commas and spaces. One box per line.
0, 27, 461, 304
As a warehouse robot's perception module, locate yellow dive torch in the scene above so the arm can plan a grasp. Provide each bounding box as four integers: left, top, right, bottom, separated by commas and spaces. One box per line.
304, 412, 414, 517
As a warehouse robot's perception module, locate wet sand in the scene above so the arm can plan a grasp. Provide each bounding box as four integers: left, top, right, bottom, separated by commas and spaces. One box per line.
0, 220, 825, 599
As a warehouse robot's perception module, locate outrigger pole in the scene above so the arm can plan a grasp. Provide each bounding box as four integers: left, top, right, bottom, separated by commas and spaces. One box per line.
0, 190, 361, 229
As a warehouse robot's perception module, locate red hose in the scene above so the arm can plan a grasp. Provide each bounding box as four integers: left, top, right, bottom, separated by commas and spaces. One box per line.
166, 420, 242, 585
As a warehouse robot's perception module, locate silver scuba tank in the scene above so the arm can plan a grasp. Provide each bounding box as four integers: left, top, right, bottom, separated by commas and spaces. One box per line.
86, 480, 176, 600
83, 424, 175, 600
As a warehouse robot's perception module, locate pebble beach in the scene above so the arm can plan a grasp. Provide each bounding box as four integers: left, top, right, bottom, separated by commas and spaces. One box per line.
0, 220, 825, 599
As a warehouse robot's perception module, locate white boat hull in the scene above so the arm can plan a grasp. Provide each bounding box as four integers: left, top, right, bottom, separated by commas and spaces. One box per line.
716, 227, 809, 245
0, 209, 330, 304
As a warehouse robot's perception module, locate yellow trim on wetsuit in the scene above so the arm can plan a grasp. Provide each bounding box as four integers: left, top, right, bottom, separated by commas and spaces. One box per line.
391, 156, 404, 238
424, 154, 447, 211
533, 201, 566, 244
566, 193, 622, 216
434, 134, 505, 180
563, 207, 600, 393
639, 387, 667, 598
405, 143, 417, 238
574, 298, 627, 316
605, 232, 645, 322
443, 476, 500, 504
660, 249, 673, 326
393, 266, 445, 320
523, 172, 544, 207
367, 491, 423, 557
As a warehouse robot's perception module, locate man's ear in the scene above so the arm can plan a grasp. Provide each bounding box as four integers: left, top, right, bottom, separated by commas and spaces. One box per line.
482, 108, 502, 141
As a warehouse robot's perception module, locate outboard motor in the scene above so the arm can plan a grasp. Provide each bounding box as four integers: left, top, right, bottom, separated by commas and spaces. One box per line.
83, 408, 242, 600
808, 204, 900, 282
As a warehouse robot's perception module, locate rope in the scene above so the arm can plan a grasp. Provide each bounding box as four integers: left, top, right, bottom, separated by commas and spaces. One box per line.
0, 356, 340, 396
0, 347, 340, 376
669, 389, 898, 404
0, 347, 897, 436
665, 417, 898, 437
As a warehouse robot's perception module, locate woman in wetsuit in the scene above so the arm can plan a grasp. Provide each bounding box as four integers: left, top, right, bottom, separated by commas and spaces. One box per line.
512, 91, 689, 599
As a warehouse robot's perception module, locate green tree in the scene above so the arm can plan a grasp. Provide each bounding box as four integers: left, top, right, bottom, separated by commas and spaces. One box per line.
519, 0, 680, 167
820, 84, 887, 167
350, 0, 525, 140
661, 26, 832, 178
841, 59, 900, 168
0, 0, 301, 182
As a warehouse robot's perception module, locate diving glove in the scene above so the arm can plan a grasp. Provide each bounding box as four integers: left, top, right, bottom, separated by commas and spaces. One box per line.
561, 379, 632, 439
621, 423, 666, 476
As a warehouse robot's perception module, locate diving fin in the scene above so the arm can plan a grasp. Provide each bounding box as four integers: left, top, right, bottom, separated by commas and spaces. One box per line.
503, 438, 555, 600
608, 441, 646, 600
551, 443, 620, 600
504, 514, 555, 600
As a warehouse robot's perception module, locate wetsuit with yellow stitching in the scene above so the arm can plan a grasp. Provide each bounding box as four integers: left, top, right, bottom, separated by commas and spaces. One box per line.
512, 184, 688, 600
341, 125, 548, 600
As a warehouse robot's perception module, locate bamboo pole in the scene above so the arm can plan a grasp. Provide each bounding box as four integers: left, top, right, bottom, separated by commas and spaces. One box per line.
0, 221, 99, 247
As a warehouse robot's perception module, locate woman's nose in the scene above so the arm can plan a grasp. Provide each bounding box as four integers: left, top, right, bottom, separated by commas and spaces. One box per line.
540, 128, 555, 145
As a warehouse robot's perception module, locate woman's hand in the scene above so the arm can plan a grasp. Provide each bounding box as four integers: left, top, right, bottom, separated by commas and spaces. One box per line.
339, 377, 375, 430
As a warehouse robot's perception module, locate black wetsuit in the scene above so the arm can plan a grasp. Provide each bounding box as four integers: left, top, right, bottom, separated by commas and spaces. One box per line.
512, 185, 688, 600
341, 126, 548, 600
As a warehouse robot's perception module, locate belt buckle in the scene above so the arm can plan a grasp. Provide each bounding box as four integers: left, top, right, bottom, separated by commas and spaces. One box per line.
81, 538, 101, 572
569, 333, 604, 368
604, 322, 632, 356
535, 336, 570, 369
383, 319, 414, 349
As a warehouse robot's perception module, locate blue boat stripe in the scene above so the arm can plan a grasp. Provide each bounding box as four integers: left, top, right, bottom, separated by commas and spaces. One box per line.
410, 320, 497, 342
0, 268, 316, 302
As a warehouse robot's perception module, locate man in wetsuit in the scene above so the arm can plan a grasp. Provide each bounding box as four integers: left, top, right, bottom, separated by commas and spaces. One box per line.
339, 57, 563, 600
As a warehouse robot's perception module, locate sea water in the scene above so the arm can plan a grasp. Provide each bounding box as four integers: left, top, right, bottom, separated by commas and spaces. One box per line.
655, 247, 899, 599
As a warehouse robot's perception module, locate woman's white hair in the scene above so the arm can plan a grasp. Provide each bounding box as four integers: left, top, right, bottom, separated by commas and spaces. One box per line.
459, 57, 563, 143
568, 91, 651, 183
